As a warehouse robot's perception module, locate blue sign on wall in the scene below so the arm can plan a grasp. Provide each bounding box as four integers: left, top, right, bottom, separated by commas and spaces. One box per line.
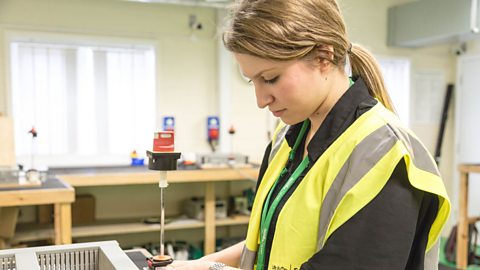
163, 116, 175, 131
207, 116, 220, 141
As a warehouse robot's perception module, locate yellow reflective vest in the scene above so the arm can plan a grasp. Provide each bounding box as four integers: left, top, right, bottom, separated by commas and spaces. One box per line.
240, 102, 451, 270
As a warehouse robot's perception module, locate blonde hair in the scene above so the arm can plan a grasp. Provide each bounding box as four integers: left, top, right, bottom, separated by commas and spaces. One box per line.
223, 0, 395, 112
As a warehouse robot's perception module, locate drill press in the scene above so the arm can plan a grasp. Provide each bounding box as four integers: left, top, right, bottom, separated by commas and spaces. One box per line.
146, 131, 181, 269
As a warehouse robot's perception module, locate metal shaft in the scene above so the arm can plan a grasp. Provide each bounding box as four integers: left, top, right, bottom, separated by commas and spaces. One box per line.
160, 186, 165, 256
158, 171, 168, 257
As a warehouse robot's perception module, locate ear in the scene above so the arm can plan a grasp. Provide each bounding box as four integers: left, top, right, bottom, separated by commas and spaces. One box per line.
315, 45, 334, 72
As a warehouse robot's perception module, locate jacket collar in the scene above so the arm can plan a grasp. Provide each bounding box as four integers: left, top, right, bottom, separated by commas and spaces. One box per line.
285, 77, 377, 162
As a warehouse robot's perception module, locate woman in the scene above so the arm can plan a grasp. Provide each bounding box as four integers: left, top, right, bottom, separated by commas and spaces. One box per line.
169, 0, 450, 269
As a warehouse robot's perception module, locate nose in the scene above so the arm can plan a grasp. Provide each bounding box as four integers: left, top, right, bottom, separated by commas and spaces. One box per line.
255, 85, 274, 109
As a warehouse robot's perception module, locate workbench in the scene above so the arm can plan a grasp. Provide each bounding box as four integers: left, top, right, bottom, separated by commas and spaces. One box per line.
15, 166, 258, 255
456, 164, 480, 269
0, 178, 75, 246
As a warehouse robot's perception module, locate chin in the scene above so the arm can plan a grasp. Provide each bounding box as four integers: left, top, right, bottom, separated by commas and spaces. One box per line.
280, 116, 305, 126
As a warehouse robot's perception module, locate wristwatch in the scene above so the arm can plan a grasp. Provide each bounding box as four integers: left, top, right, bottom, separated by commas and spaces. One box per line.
209, 262, 227, 270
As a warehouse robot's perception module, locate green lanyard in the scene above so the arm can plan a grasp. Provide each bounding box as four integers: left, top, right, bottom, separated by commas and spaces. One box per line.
256, 120, 310, 270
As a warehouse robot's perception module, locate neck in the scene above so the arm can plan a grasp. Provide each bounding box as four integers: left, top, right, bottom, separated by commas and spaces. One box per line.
305, 72, 350, 154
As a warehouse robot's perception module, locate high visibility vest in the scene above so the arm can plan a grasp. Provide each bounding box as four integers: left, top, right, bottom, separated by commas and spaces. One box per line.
240, 102, 451, 270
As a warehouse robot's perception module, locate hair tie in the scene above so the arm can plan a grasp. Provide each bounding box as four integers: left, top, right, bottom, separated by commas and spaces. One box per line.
347, 43, 352, 54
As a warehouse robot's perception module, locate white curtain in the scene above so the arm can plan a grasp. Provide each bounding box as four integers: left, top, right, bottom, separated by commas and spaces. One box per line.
10, 42, 156, 167
377, 57, 411, 126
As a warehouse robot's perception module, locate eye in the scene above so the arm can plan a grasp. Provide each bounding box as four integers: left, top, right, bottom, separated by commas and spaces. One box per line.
263, 76, 279, 84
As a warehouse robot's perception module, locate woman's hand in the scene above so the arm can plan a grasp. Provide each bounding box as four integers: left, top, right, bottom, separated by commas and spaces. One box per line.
166, 259, 213, 270
165, 240, 245, 270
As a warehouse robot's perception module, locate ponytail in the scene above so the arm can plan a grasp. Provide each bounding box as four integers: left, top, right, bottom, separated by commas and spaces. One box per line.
349, 43, 396, 113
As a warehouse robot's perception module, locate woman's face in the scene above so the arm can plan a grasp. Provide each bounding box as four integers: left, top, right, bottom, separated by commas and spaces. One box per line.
234, 53, 330, 125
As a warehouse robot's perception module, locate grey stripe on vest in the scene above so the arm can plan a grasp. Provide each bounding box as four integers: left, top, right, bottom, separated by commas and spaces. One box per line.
408, 133, 439, 176
387, 124, 439, 176
424, 240, 440, 270
269, 124, 290, 164
316, 125, 399, 251
239, 245, 256, 270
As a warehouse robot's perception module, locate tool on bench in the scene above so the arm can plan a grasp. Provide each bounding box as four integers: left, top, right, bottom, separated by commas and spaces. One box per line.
146, 131, 181, 269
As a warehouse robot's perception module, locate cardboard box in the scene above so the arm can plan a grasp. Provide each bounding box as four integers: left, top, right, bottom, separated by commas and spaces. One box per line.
72, 194, 95, 225
0, 207, 19, 238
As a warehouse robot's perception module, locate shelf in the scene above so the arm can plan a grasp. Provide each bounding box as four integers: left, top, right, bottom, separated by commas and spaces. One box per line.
458, 164, 480, 173
35, 167, 257, 254
12, 215, 250, 243
58, 168, 259, 187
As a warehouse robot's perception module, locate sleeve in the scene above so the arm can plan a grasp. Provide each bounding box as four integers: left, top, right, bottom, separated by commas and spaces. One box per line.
300, 160, 439, 270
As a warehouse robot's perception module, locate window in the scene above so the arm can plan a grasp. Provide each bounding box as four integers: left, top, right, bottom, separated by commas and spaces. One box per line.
10, 40, 156, 168
377, 57, 411, 126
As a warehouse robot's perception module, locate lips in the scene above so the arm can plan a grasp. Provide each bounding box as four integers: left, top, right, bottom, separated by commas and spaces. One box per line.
271, 109, 286, 117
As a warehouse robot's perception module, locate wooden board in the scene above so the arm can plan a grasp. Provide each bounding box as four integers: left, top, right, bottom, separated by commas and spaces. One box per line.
59, 168, 259, 187
12, 215, 250, 242
458, 164, 480, 174
0, 181, 42, 189
0, 117, 15, 167
0, 186, 75, 207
